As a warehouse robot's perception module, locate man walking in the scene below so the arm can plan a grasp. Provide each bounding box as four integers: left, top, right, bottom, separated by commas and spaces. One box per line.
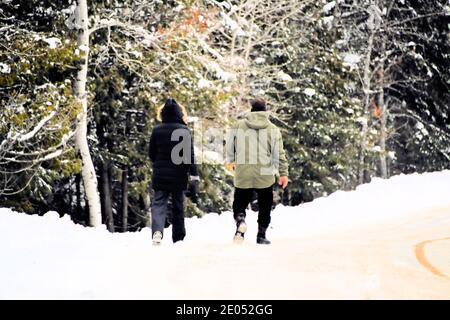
226, 98, 289, 244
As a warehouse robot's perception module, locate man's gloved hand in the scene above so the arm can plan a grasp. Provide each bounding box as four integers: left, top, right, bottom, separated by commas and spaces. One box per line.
225, 162, 235, 172
278, 176, 289, 189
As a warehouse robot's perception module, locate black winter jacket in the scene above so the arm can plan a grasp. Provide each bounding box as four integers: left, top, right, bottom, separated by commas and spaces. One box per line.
149, 121, 198, 191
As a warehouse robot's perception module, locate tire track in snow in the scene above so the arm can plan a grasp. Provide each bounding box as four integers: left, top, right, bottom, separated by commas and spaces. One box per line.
415, 237, 450, 279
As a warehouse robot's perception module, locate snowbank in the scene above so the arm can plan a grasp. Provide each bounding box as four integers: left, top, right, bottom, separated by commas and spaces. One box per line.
270, 170, 450, 238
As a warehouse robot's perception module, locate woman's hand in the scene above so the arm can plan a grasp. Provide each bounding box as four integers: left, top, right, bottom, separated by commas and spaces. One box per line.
189, 176, 200, 203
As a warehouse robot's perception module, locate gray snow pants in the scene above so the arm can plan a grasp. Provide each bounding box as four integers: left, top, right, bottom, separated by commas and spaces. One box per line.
151, 189, 186, 243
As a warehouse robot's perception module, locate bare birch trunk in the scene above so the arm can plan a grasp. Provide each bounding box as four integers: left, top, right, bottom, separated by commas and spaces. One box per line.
359, 4, 380, 185
358, 30, 374, 185
378, 3, 388, 179
378, 40, 388, 179
74, 0, 102, 227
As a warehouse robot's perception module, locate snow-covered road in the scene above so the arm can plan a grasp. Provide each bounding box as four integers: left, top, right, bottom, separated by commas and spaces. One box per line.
1, 171, 450, 299
113, 206, 450, 299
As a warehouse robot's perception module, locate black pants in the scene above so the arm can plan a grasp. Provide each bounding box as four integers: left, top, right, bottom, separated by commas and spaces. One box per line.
232, 186, 273, 229
152, 189, 186, 243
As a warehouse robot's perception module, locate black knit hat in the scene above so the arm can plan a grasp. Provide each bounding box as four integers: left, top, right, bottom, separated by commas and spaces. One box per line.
250, 98, 267, 112
161, 98, 184, 123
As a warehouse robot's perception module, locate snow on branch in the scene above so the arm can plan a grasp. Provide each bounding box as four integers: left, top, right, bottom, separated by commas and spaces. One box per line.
7, 130, 75, 158
89, 18, 160, 48
0, 107, 59, 157
14, 110, 57, 143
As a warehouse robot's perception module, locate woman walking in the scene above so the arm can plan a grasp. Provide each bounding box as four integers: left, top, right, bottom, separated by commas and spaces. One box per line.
149, 98, 199, 245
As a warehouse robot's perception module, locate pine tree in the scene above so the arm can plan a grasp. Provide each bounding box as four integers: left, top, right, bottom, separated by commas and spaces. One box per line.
274, 2, 362, 203
0, 0, 82, 213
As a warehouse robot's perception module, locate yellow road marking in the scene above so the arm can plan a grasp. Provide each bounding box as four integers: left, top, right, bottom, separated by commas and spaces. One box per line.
415, 237, 450, 279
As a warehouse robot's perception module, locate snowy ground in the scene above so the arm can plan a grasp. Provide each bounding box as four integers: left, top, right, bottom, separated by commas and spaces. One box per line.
1, 171, 450, 299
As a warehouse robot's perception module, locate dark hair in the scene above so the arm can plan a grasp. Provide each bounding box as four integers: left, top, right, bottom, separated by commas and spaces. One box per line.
250, 98, 267, 112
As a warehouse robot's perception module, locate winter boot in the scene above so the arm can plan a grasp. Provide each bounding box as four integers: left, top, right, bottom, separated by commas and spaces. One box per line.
152, 231, 163, 246
233, 213, 247, 243
256, 226, 271, 245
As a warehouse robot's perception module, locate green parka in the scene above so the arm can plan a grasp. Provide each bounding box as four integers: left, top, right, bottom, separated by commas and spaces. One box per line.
226, 111, 289, 189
